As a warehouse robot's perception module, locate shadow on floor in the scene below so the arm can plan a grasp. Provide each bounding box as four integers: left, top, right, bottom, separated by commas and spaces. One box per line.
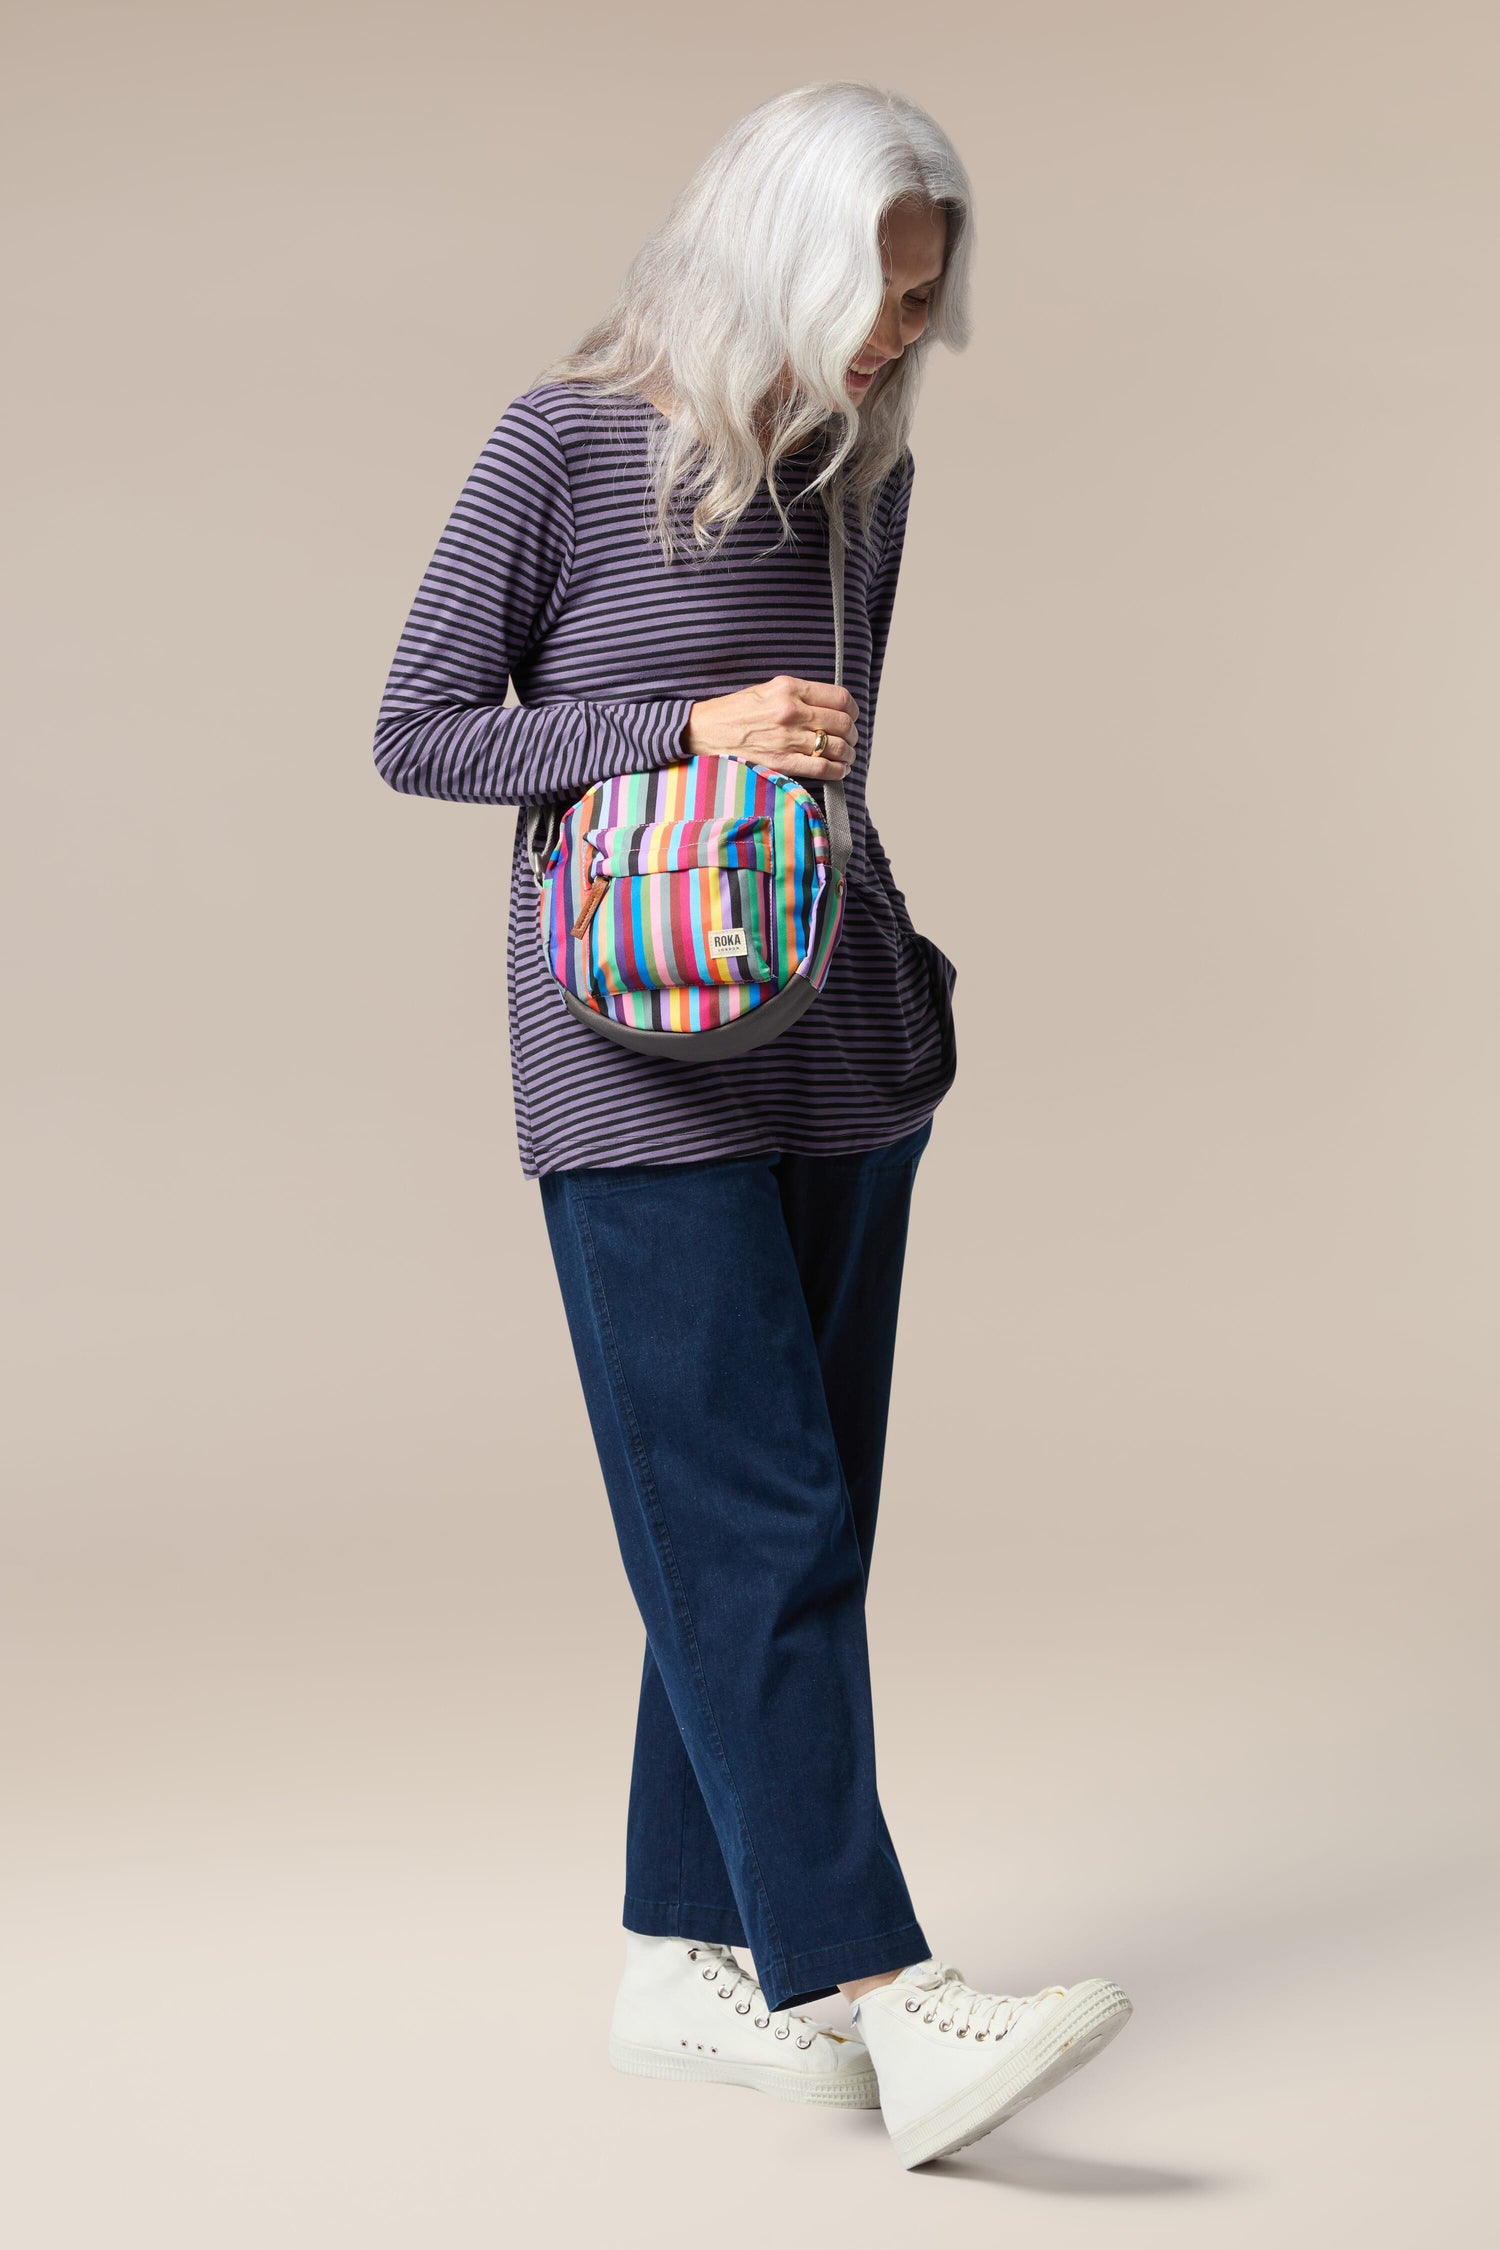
928, 2143, 1238, 2195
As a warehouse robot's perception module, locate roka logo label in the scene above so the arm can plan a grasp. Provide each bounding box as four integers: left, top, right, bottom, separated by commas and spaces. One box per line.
708, 928, 749, 956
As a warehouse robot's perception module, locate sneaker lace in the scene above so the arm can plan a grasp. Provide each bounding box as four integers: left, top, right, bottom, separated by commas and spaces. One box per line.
685, 1941, 854, 2046
902, 1959, 1068, 2040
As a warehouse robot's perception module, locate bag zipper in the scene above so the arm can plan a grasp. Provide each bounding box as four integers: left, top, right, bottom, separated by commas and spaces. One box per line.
571, 872, 610, 938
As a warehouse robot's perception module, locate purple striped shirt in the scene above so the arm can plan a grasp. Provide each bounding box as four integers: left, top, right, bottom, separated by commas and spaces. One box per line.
372, 382, 957, 1176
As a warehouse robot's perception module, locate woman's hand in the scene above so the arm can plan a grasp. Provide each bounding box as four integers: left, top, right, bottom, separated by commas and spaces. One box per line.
680, 676, 859, 783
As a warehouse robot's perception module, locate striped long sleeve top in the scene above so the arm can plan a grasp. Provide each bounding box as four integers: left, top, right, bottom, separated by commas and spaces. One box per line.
372, 382, 957, 1178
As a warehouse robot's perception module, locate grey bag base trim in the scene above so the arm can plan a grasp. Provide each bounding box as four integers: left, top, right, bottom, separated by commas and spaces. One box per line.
562, 971, 819, 1058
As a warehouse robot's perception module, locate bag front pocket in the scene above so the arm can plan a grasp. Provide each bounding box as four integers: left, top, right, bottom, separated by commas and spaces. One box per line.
585, 864, 778, 993
575, 814, 777, 994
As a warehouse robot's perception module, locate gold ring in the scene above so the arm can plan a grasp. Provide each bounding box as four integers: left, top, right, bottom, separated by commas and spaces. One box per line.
813, 730, 829, 756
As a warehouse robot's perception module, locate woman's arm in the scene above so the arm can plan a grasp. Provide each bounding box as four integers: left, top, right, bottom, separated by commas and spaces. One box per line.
371, 398, 696, 809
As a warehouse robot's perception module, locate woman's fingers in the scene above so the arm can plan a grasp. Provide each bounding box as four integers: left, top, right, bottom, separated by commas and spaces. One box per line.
806, 698, 856, 773
789, 676, 858, 725
808, 721, 854, 764
765, 674, 856, 727
789, 680, 858, 754
716, 675, 859, 780
792, 732, 855, 781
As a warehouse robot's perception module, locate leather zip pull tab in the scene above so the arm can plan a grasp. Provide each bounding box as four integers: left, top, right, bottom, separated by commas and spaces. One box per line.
571, 873, 609, 939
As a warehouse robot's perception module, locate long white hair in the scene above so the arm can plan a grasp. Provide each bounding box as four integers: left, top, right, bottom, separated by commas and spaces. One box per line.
532, 80, 975, 561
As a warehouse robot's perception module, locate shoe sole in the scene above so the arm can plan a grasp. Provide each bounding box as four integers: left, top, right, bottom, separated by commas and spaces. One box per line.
609, 2032, 881, 2107
891, 1978, 1133, 2168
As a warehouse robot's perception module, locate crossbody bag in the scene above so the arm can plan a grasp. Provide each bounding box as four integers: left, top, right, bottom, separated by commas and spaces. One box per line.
525, 483, 852, 1060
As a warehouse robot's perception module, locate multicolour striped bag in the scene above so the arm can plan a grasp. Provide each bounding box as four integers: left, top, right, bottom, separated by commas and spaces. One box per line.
525, 487, 852, 1060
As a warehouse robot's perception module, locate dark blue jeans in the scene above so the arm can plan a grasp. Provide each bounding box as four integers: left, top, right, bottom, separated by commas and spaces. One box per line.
538, 1118, 934, 2014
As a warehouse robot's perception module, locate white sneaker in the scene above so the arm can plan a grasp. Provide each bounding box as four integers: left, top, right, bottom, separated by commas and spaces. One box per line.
609, 1933, 879, 2107
854, 1956, 1133, 2167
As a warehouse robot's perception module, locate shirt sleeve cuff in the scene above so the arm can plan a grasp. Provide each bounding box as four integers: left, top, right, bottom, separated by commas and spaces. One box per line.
624, 697, 696, 771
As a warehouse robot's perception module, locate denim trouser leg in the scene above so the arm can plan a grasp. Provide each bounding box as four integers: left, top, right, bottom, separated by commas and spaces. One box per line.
538, 1119, 933, 2013
622, 1122, 929, 1958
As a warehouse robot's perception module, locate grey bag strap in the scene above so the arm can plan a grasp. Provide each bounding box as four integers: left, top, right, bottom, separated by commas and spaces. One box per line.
525, 476, 850, 888
821, 476, 852, 876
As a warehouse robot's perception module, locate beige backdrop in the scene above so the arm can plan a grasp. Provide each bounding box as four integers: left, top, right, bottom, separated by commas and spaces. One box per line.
5, 3, 1496, 2244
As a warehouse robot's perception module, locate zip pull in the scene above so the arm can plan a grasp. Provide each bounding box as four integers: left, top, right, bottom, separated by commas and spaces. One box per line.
571, 873, 609, 938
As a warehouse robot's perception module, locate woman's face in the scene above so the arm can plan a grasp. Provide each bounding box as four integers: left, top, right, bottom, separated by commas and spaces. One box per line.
845, 198, 948, 401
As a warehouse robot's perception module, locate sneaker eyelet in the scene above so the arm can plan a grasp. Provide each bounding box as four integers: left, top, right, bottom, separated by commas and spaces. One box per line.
686, 1948, 698, 1960
702, 1966, 716, 1980
975, 2032, 988, 2042
904, 1998, 920, 2013
718, 1987, 733, 1999
939, 2019, 952, 2032
774, 2024, 790, 2040
755, 2015, 770, 2029
735, 2001, 750, 2014
956, 2026, 969, 2038
923, 2010, 936, 2023
796, 2035, 813, 2049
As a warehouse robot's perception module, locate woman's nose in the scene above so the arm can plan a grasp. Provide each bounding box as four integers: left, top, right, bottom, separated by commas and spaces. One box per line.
870, 297, 904, 358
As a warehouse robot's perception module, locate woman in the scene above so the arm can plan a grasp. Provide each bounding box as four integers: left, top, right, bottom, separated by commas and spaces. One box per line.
373, 79, 1131, 2170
